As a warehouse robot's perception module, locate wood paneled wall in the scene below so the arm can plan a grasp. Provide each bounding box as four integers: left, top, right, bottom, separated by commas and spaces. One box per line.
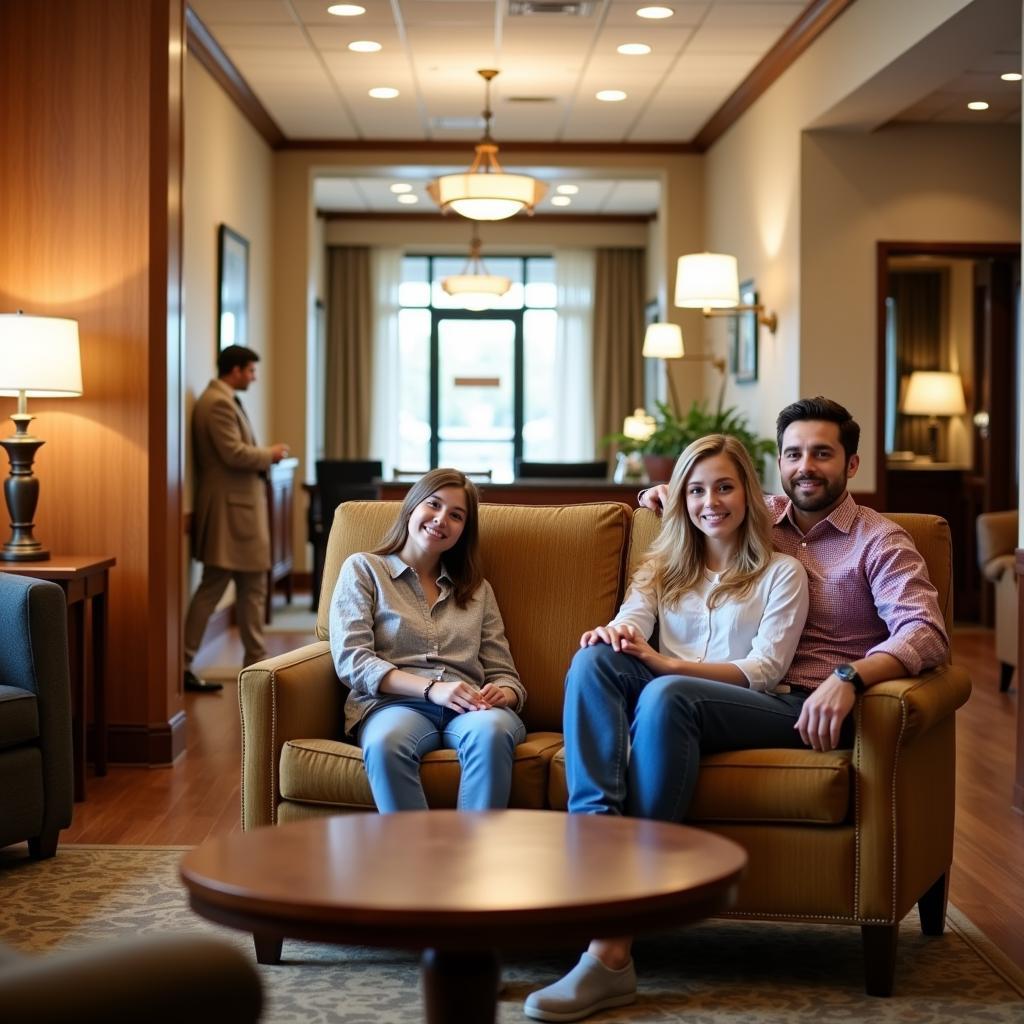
0, 0, 186, 762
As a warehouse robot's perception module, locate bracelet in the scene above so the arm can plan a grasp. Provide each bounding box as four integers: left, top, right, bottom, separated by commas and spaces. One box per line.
423, 680, 437, 702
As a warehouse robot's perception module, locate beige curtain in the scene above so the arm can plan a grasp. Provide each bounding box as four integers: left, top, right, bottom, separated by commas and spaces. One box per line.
325, 246, 373, 457
592, 248, 645, 453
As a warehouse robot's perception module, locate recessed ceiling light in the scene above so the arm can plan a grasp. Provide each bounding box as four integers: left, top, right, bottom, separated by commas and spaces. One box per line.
1001, 72, 1022, 82
967, 100, 990, 110
369, 87, 399, 99
617, 43, 652, 55
397, 194, 419, 205
556, 184, 579, 195
390, 183, 413, 194
348, 40, 382, 53
636, 6, 674, 19
596, 90, 627, 102
551, 196, 572, 207
327, 3, 365, 15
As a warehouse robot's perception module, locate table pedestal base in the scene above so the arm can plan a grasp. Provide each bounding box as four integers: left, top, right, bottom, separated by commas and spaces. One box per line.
422, 948, 500, 1024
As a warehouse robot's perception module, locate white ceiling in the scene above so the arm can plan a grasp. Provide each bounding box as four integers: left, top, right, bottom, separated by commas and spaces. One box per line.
189, 0, 805, 143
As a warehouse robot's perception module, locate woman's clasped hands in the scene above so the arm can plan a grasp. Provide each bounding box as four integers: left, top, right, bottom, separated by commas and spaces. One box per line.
425, 678, 515, 713
579, 624, 673, 675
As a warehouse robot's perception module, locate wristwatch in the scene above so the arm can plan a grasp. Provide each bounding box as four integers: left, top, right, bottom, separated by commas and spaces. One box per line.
834, 663, 865, 693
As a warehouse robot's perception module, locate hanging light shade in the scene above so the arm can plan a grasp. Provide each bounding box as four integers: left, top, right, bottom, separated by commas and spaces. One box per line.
441, 228, 512, 310
427, 69, 546, 221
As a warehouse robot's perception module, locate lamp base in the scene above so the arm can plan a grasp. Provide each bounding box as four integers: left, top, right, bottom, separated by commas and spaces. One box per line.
0, 415, 50, 563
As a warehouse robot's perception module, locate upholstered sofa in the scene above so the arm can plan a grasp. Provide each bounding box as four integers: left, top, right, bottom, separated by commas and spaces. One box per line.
239, 500, 971, 995
976, 509, 1018, 691
0, 573, 73, 858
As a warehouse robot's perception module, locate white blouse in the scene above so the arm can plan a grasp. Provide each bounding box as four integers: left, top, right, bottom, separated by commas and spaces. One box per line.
610, 552, 809, 692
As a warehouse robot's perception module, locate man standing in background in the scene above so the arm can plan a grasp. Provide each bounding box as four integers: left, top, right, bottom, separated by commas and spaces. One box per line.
183, 345, 290, 692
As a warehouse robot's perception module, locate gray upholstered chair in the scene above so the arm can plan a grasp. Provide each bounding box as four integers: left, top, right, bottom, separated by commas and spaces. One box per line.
0, 933, 262, 1022
0, 573, 73, 858
976, 509, 1018, 691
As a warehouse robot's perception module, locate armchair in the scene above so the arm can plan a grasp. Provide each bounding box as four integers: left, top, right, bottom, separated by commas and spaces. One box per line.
976, 509, 1018, 691
0, 573, 72, 858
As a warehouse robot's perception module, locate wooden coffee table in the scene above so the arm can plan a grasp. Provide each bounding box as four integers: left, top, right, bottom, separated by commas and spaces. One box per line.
180, 810, 746, 1023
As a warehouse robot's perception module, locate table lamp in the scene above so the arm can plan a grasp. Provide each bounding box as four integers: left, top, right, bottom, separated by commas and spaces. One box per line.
0, 312, 83, 561
900, 370, 966, 462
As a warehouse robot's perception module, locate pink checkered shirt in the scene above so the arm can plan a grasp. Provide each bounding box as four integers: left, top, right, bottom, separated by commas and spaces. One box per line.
767, 493, 949, 690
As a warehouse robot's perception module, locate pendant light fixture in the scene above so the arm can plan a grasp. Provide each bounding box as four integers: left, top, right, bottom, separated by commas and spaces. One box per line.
427, 69, 546, 221
441, 227, 512, 310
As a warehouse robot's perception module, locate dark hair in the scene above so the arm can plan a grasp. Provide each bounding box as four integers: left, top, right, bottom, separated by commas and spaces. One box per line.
776, 396, 860, 460
218, 345, 260, 377
373, 468, 482, 608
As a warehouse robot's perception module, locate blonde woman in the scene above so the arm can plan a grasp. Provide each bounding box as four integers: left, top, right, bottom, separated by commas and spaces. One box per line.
330, 468, 526, 813
526, 435, 808, 1022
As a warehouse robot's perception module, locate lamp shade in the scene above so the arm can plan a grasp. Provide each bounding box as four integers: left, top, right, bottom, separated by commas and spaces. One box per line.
623, 408, 656, 441
674, 253, 739, 309
642, 322, 684, 359
0, 315, 83, 397
901, 371, 966, 416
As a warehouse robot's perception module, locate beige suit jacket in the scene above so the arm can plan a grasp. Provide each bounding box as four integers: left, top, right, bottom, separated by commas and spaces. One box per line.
191, 378, 274, 572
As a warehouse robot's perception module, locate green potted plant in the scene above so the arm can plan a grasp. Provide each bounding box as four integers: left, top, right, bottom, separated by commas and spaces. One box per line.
608, 400, 777, 484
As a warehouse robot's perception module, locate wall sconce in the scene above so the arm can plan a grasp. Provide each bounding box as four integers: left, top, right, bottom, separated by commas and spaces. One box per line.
0, 312, 83, 561
900, 370, 966, 462
642, 321, 726, 412
674, 252, 778, 333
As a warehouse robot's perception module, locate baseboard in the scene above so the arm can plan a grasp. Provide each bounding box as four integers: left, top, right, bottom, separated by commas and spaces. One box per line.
104, 711, 188, 766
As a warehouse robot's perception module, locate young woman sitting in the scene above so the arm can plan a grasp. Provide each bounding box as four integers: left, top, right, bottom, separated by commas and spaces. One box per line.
329, 467, 526, 812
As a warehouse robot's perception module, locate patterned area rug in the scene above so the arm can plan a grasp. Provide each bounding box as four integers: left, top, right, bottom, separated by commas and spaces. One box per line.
2, 845, 1022, 1023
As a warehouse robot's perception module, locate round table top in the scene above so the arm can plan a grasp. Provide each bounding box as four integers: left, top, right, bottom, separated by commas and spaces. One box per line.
180, 811, 747, 951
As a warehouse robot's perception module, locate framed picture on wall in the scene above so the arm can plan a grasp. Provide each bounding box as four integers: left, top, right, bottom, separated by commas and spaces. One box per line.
217, 224, 249, 351
730, 279, 758, 383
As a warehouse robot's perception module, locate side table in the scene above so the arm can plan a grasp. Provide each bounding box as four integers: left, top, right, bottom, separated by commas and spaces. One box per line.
0, 555, 115, 801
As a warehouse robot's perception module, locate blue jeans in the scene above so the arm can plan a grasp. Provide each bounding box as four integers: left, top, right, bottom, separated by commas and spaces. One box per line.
563, 644, 813, 821
356, 700, 526, 813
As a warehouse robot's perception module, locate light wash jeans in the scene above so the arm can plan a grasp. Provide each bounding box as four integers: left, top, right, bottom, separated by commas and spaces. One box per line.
356, 699, 526, 813
563, 644, 816, 822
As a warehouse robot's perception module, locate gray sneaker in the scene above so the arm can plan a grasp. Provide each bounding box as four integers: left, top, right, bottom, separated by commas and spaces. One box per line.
524, 953, 637, 1022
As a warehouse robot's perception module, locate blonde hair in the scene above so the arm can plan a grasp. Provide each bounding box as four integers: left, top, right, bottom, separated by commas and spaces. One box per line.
636, 434, 774, 609
374, 468, 482, 608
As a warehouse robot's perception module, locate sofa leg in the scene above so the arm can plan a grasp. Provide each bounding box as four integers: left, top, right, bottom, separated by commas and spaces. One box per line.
1000, 663, 1013, 692
861, 924, 898, 996
27, 831, 60, 859
917, 871, 949, 935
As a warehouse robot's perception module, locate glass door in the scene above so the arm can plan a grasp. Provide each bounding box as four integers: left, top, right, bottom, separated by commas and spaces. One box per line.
431, 311, 523, 481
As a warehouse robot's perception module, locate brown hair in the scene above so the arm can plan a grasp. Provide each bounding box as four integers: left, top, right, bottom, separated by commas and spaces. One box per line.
636, 434, 774, 609
373, 468, 483, 608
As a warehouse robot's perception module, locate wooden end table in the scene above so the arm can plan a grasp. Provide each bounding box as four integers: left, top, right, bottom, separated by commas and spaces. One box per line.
0, 555, 115, 801
180, 810, 746, 1023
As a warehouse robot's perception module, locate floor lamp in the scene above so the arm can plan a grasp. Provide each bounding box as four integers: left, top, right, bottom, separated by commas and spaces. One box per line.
0, 313, 83, 561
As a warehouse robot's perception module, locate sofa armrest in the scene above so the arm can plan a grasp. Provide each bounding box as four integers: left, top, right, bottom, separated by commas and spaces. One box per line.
239, 642, 345, 830
854, 664, 971, 921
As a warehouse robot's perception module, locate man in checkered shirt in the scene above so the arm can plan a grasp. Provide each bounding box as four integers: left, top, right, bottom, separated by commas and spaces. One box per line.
639, 395, 949, 753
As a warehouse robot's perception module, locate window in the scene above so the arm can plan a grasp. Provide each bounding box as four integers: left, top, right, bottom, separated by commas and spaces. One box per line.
395, 254, 556, 482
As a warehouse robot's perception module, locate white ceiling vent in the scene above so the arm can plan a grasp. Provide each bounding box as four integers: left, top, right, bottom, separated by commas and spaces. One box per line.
508, 0, 595, 17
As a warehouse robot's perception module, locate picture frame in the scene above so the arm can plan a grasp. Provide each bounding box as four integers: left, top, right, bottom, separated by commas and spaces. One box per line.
730, 279, 758, 383
217, 224, 249, 352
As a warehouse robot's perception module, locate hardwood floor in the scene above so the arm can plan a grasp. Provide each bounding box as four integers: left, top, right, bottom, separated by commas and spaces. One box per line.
60, 608, 1024, 970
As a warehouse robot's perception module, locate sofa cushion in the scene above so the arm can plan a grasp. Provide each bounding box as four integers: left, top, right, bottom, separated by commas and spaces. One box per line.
0, 686, 39, 750
279, 731, 564, 811
548, 745, 851, 824
316, 501, 630, 733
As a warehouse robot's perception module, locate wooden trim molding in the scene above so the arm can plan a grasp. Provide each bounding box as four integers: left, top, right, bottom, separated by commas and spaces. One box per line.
281, 138, 699, 154
106, 711, 188, 766
1016, 547, 1024, 813
185, 6, 284, 149
692, 0, 858, 151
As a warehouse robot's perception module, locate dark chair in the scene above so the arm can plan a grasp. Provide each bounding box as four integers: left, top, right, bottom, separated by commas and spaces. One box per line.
310, 459, 383, 612
515, 459, 607, 479
0, 574, 72, 859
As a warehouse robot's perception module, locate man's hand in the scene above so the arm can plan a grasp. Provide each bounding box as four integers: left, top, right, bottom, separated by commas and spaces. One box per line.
794, 675, 856, 751
580, 624, 637, 651
639, 484, 670, 515
270, 442, 290, 463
